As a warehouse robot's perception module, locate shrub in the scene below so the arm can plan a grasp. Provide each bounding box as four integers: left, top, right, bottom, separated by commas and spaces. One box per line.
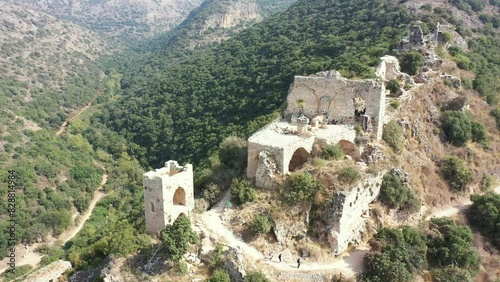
420, 4, 432, 11
469, 193, 500, 248
440, 111, 472, 146
432, 266, 473, 282
400, 51, 425, 75
322, 143, 344, 160
337, 167, 361, 185
245, 271, 270, 282
382, 120, 404, 152
285, 172, 321, 203
427, 218, 480, 276
231, 178, 256, 205
491, 108, 500, 129
173, 260, 188, 275
442, 32, 453, 43
208, 269, 231, 282
161, 216, 199, 261
252, 214, 272, 235
440, 156, 473, 191
390, 99, 401, 109
202, 183, 223, 205
363, 227, 427, 282
218, 136, 247, 173
208, 244, 225, 270
386, 79, 401, 95
379, 171, 420, 212
470, 121, 487, 145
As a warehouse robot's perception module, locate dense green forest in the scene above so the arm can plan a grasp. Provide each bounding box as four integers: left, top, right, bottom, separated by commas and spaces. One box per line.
90, 0, 414, 169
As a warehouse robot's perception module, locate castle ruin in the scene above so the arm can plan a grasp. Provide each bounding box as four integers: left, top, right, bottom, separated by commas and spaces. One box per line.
247, 70, 385, 183
143, 160, 194, 235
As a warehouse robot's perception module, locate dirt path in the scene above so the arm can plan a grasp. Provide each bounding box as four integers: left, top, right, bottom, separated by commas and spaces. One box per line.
0, 174, 107, 275
56, 102, 92, 136
197, 186, 500, 279
196, 191, 366, 278
425, 185, 500, 220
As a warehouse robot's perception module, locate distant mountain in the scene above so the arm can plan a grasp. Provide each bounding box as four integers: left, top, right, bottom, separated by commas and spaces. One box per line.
0, 2, 110, 128
0, 0, 204, 41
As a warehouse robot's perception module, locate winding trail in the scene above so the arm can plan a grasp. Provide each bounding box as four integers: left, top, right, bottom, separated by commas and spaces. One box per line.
0, 174, 107, 275
56, 102, 92, 136
197, 186, 500, 278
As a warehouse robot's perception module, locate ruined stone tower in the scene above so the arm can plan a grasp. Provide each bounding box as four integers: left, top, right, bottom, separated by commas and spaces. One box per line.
143, 160, 194, 235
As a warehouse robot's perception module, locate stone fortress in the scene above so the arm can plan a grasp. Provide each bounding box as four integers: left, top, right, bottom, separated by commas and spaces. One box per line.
143, 160, 195, 235
246, 55, 412, 255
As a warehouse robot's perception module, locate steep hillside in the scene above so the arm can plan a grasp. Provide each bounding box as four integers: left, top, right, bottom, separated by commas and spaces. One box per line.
91, 0, 414, 168
1, 0, 204, 41
0, 3, 119, 263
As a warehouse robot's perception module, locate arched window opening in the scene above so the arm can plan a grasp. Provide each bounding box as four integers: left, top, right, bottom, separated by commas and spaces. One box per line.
288, 147, 309, 172
173, 187, 186, 206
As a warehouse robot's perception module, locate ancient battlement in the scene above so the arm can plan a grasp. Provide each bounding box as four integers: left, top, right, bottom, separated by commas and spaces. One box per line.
144, 160, 194, 235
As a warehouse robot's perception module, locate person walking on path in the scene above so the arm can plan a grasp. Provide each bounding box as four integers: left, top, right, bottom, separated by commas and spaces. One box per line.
297, 257, 301, 269
278, 253, 282, 263
269, 252, 274, 261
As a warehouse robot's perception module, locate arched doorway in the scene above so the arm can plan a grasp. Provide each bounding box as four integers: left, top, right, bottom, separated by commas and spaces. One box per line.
288, 147, 309, 172
173, 187, 186, 206
338, 140, 359, 160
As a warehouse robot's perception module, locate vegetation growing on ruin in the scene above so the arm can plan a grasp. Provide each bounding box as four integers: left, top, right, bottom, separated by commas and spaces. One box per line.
322, 143, 345, 160
284, 172, 322, 203
379, 171, 420, 212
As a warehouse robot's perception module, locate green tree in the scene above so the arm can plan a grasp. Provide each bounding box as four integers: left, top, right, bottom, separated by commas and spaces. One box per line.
400, 52, 424, 75
440, 156, 473, 191
379, 171, 420, 212
252, 214, 272, 235
440, 111, 472, 146
382, 120, 404, 152
231, 178, 256, 205
386, 79, 401, 95
427, 218, 480, 276
432, 265, 473, 282
285, 172, 322, 203
469, 193, 500, 247
161, 216, 199, 261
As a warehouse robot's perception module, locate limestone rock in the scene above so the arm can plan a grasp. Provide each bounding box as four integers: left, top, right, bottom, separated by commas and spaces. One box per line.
255, 151, 281, 188
272, 203, 311, 243
222, 247, 245, 282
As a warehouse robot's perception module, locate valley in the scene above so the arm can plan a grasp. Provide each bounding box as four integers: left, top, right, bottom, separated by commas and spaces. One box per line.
0, 0, 499, 281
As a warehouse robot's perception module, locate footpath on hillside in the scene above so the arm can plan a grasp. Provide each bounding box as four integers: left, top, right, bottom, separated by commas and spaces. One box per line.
196, 186, 500, 279
0, 174, 107, 275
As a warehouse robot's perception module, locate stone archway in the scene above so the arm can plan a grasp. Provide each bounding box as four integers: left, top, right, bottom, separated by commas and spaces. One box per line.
173, 187, 186, 206
338, 140, 359, 160
288, 147, 310, 172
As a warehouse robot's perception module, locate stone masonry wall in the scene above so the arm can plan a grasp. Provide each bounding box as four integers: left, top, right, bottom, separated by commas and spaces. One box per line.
285, 71, 386, 140
143, 160, 194, 235
327, 171, 386, 255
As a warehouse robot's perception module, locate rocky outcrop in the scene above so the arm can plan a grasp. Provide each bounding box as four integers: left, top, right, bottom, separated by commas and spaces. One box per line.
272, 202, 311, 243
222, 247, 245, 282
375, 55, 414, 85
255, 151, 281, 188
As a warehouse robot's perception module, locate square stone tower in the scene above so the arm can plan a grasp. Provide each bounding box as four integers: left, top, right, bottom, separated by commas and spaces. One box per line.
143, 160, 194, 235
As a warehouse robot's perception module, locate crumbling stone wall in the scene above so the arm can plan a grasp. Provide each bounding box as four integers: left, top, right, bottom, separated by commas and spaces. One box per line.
143, 160, 195, 235
247, 134, 316, 182
285, 71, 386, 140
25, 260, 72, 282
326, 171, 386, 255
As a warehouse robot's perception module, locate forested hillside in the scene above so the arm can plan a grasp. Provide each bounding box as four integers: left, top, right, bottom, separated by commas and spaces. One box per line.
0, 0, 204, 41
91, 0, 415, 168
